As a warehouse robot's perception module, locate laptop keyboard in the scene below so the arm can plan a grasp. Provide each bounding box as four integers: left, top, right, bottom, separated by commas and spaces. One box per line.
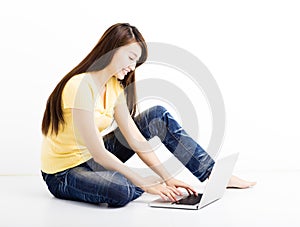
173, 194, 203, 205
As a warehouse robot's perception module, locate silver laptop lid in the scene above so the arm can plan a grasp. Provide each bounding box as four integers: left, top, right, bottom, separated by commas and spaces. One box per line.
198, 152, 239, 209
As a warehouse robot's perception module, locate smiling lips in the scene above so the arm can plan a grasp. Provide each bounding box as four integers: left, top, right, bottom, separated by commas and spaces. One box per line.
122, 68, 131, 75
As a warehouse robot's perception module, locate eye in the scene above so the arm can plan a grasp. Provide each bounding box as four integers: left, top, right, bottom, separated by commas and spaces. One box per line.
129, 56, 134, 61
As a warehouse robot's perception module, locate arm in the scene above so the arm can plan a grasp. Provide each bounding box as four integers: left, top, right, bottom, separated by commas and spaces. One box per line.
113, 102, 172, 181
113, 102, 198, 196
73, 107, 180, 201
72, 108, 145, 188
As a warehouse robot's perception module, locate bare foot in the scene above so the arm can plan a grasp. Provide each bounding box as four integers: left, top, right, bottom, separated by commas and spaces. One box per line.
227, 175, 256, 189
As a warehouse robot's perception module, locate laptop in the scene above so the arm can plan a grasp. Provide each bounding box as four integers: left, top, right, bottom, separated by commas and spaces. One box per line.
148, 153, 239, 210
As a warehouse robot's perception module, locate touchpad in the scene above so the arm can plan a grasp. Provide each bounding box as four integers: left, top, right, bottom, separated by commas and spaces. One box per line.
174, 194, 203, 205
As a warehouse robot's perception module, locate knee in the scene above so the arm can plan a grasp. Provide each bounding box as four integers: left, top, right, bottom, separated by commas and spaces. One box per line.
153, 105, 168, 117
145, 105, 169, 139
107, 172, 136, 207
134, 105, 169, 140
145, 105, 167, 116
145, 105, 168, 122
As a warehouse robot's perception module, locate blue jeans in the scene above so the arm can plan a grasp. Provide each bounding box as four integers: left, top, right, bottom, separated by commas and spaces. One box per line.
41, 105, 215, 207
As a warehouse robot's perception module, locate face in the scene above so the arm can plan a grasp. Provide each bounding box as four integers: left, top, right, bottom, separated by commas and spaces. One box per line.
109, 42, 142, 80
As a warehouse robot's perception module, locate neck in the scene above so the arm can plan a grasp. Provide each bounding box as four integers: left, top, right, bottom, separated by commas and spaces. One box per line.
89, 68, 114, 90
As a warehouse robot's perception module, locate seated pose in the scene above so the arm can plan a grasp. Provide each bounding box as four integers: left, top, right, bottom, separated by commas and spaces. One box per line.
41, 23, 255, 208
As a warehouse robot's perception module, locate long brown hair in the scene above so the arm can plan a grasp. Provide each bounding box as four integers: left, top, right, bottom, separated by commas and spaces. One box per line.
41, 23, 148, 136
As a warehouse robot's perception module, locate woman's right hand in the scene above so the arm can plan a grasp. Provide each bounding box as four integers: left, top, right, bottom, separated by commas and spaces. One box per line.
140, 176, 181, 202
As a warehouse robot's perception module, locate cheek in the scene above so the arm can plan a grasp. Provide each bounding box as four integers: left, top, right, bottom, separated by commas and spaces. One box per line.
118, 51, 131, 64
120, 55, 131, 67
111, 52, 131, 71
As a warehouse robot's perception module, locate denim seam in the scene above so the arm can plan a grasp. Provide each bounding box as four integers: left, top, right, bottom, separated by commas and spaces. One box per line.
62, 180, 107, 203
138, 112, 196, 167
160, 108, 195, 159
54, 171, 111, 204
136, 109, 208, 179
166, 127, 196, 162
105, 171, 127, 205
164, 119, 211, 176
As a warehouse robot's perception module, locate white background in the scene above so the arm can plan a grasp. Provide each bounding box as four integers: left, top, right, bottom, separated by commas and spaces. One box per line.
0, 0, 299, 175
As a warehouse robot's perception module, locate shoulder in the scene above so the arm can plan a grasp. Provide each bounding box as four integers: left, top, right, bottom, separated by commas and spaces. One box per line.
64, 73, 88, 90
62, 73, 95, 110
63, 73, 98, 96
62, 73, 96, 102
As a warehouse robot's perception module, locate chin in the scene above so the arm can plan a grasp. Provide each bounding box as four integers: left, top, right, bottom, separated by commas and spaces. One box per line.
117, 76, 125, 81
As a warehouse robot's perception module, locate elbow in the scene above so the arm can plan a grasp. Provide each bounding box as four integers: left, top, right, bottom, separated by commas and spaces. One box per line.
93, 154, 114, 171
93, 156, 108, 168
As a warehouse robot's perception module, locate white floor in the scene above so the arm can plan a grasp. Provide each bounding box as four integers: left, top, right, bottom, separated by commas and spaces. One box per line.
1, 169, 300, 227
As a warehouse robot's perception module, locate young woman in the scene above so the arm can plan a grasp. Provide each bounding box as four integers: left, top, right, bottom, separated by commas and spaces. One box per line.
41, 23, 255, 208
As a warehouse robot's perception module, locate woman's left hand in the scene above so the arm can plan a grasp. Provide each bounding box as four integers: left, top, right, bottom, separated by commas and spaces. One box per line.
165, 178, 198, 196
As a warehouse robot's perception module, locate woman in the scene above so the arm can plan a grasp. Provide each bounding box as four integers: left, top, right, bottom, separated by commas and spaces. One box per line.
41, 23, 255, 208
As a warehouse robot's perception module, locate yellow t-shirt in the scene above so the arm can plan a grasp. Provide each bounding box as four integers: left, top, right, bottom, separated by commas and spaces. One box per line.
41, 73, 126, 174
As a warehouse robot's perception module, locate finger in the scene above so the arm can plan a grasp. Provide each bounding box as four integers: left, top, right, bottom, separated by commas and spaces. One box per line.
167, 186, 182, 196
173, 184, 192, 195
186, 188, 192, 195
173, 186, 183, 196
170, 184, 189, 196
186, 186, 198, 196
176, 183, 198, 196
164, 190, 177, 202
166, 181, 198, 196
183, 187, 197, 196
169, 192, 178, 202
159, 193, 168, 201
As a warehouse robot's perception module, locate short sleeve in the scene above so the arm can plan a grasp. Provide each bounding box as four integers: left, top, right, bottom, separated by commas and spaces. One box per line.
62, 76, 94, 111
